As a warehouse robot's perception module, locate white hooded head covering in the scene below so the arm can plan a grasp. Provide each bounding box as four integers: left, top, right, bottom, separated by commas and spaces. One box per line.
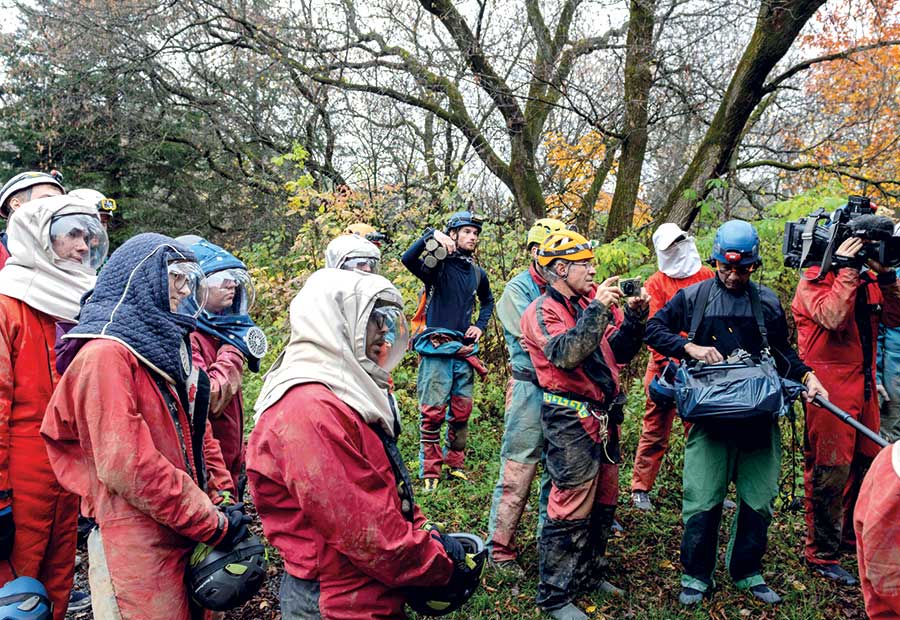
325, 234, 381, 269
0, 195, 102, 320
254, 269, 403, 436
652, 222, 702, 279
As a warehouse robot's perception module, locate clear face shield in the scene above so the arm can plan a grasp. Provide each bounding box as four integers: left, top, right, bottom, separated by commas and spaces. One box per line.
341, 256, 380, 274
204, 268, 256, 315
167, 260, 208, 318
365, 303, 409, 372
49, 213, 108, 270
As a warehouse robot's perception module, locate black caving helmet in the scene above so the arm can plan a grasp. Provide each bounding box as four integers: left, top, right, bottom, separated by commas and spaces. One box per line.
188, 535, 268, 611
406, 532, 487, 617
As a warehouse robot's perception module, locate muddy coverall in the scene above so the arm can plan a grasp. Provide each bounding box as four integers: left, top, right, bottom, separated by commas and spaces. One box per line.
521, 286, 645, 611
792, 266, 900, 565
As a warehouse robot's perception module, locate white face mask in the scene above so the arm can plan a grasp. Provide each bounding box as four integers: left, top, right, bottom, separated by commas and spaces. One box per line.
657, 237, 702, 279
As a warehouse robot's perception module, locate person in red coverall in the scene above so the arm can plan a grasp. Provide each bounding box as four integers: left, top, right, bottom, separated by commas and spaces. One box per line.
41, 233, 250, 620
248, 269, 467, 620
178, 236, 268, 499
630, 223, 713, 512
0, 196, 105, 620
521, 230, 649, 620
854, 440, 900, 618
792, 213, 900, 585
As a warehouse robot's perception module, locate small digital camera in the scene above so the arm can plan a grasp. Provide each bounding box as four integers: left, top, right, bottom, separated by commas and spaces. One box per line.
619, 277, 642, 297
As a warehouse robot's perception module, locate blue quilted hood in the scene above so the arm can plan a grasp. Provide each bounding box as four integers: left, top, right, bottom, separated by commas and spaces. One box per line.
65, 233, 198, 384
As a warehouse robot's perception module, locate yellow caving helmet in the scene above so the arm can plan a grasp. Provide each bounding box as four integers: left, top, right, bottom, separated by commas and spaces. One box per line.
536, 229, 595, 267
526, 218, 566, 247
344, 223, 377, 237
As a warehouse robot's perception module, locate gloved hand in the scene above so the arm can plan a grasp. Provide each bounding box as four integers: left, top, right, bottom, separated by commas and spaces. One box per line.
429, 529, 466, 567
214, 503, 252, 551
0, 506, 14, 561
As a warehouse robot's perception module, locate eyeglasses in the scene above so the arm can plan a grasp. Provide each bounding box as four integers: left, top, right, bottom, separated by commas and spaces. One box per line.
716, 261, 755, 275
569, 260, 593, 269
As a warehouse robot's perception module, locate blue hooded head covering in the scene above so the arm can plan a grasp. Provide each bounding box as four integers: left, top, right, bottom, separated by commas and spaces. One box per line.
64, 233, 199, 385
182, 237, 267, 372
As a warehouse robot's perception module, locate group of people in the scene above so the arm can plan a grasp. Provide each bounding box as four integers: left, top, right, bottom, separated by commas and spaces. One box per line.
0, 166, 897, 620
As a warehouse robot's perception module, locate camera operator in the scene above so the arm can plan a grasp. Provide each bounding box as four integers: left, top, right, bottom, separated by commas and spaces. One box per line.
791, 214, 900, 585
646, 220, 825, 607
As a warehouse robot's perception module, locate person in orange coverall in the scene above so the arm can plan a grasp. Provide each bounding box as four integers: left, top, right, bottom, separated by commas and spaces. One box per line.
41, 233, 249, 620
792, 213, 900, 585
854, 440, 900, 619
248, 269, 465, 620
630, 223, 713, 511
0, 196, 105, 620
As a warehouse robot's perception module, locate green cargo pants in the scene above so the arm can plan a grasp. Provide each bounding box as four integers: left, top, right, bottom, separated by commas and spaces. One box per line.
680, 421, 781, 593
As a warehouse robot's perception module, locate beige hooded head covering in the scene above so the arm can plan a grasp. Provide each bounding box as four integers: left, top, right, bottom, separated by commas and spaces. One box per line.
0, 195, 103, 320
253, 269, 404, 437
325, 234, 381, 269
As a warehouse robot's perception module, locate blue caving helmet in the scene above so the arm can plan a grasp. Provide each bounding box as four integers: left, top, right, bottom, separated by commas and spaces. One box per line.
648, 360, 677, 408
446, 211, 483, 234
710, 220, 760, 266
0, 577, 52, 619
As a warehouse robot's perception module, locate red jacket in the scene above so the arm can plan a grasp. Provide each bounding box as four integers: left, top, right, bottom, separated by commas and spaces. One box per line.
247, 383, 454, 620
793, 268, 900, 417
645, 267, 714, 362
0, 294, 60, 510
190, 331, 245, 491
0, 242, 8, 270
520, 287, 625, 404
855, 441, 900, 618
41, 338, 234, 620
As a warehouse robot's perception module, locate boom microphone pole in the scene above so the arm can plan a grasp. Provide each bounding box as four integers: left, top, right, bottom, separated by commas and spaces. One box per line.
812, 395, 889, 449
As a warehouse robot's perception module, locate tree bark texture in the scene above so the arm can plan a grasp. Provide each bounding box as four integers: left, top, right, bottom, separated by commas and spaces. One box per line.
659, 0, 827, 229
605, 0, 657, 242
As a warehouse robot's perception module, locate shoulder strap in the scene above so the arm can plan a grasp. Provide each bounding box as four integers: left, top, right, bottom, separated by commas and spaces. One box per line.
687, 278, 715, 343
747, 282, 770, 349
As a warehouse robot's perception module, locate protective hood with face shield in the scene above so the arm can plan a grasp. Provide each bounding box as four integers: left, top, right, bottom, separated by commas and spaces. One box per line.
61, 233, 206, 385
325, 234, 381, 273
253, 269, 408, 437
175, 236, 268, 372
0, 195, 107, 320
653, 222, 702, 279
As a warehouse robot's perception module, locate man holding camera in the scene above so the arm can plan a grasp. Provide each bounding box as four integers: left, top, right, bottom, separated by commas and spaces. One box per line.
521, 229, 648, 620
646, 220, 825, 606
792, 211, 900, 585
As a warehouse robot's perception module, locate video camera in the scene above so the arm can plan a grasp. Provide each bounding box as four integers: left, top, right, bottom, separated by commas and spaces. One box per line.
782, 196, 900, 279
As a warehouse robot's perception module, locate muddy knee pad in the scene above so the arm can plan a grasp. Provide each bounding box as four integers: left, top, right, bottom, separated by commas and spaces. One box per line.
447, 421, 468, 452
681, 505, 725, 587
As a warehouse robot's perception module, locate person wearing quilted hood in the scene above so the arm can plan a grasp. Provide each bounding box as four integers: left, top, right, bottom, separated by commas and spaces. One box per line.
177, 235, 268, 499
0, 196, 106, 619
247, 269, 464, 620
40, 233, 249, 620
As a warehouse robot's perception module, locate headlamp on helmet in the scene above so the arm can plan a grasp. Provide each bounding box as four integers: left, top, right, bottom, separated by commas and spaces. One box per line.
446, 210, 483, 234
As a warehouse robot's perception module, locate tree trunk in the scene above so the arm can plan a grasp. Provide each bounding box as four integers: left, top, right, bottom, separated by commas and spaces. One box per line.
659, 0, 826, 229
605, 0, 656, 242
509, 138, 546, 221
